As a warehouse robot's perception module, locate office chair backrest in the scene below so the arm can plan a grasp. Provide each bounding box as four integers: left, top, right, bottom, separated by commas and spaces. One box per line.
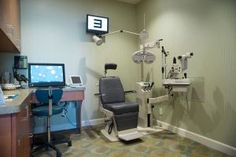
35, 88, 63, 104
99, 76, 125, 104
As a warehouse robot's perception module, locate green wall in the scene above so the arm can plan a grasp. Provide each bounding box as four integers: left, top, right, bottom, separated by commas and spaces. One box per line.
19, 0, 140, 121
1, 0, 235, 149
137, 0, 236, 147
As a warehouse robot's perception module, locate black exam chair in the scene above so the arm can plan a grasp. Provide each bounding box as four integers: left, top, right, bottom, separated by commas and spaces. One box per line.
99, 63, 143, 141
31, 88, 71, 157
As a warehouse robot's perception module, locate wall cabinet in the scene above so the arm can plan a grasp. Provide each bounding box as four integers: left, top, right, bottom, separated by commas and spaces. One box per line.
0, 105, 30, 157
0, 0, 21, 53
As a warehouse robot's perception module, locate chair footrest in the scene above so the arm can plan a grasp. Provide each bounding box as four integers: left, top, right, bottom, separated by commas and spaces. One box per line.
118, 130, 143, 141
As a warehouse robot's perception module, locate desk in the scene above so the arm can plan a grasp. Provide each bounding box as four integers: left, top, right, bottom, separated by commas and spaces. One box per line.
0, 87, 85, 157
0, 89, 33, 157
30, 86, 85, 134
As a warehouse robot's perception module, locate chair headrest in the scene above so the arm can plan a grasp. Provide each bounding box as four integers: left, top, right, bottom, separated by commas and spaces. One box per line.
105, 63, 117, 76
105, 63, 117, 71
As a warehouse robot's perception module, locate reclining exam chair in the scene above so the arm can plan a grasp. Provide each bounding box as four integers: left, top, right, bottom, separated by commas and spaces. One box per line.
99, 63, 143, 141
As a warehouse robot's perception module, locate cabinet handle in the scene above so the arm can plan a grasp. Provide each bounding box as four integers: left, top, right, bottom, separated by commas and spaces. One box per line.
17, 139, 21, 146
29, 133, 33, 138
26, 105, 29, 119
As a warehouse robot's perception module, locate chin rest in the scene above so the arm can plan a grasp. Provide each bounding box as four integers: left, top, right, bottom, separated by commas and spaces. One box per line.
99, 76, 142, 141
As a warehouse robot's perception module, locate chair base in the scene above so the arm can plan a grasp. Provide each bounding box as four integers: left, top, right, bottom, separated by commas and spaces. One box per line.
101, 123, 164, 142
100, 109, 143, 142
31, 134, 72, 156
31, 143, 62, 157
101, 129, 119, 142
51, 134, 72, 146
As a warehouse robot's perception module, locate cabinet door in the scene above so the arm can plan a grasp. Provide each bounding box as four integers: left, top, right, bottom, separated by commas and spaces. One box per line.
0, 115, 12, 157
22, 106, 31, 157
12, 105, 30, 157
7, 0, 21, 50
0, 0, 20, 52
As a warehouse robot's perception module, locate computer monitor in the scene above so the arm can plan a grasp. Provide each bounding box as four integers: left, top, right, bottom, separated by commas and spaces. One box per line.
28, 63, 65, 87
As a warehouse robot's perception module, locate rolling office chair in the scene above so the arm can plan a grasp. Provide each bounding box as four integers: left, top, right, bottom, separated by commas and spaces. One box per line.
31, 88, 71, 157
99, 63, 143, 141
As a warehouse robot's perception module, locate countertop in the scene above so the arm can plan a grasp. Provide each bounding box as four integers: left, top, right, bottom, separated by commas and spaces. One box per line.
0, 88, 33, 115
0, 86, 86, 115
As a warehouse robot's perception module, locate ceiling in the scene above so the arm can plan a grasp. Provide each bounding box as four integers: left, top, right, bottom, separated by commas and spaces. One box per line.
116, 0, 142, 4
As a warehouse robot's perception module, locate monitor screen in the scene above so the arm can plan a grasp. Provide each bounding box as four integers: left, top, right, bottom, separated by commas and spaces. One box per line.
71, 76, 81, 84
70, 75, 83, 85
28, 63, 65, 87
86, 14, 109, 35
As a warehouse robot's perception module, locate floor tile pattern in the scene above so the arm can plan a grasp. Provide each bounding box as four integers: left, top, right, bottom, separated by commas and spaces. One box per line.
33, 126, 231, 157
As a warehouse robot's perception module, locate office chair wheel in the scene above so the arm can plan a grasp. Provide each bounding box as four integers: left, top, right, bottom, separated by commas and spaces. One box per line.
68, 140, 72, 147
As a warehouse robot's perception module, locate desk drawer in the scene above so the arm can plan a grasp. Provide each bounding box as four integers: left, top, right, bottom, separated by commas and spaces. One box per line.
62, 91, 84, 101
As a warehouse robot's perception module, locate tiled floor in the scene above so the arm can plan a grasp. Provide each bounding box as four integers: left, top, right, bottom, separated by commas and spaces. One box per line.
33, 126, 231, 157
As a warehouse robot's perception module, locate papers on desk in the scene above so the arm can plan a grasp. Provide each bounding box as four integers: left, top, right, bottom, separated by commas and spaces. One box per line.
0, 87, 5, 105
4, 94, 18, 102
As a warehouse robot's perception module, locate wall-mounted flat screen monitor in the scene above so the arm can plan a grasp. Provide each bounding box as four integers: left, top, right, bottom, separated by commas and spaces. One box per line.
86, 14, 109, 35
28, 63, 65, 87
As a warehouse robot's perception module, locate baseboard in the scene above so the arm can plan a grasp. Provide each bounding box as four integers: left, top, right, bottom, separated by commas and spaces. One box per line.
81, 118, 105, 127
157, 120, 236, 157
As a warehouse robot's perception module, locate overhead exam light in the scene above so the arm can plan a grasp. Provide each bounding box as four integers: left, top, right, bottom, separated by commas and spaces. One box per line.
132, 38, 163, 64
92, 30, 140, 46
92, 28, 162, 64
92, 35, 103, 46
132, 50, 156, 64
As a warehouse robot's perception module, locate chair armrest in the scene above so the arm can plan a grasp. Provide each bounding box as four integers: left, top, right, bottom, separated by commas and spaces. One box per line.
94, 93, 101, 96
94, 93, 106, 97
124, 90, 136, 94
94, 91, 135, 96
